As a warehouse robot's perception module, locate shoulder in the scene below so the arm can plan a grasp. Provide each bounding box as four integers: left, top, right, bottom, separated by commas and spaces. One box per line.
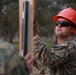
64, 38, 76, 51
0, 40, 20, 75
51, 38, 76, 50
0, 39, 19, 62
62, 38, 76, 46
67, 38, 76, 47
0, 39, 15, 50
0, 39, 16, 56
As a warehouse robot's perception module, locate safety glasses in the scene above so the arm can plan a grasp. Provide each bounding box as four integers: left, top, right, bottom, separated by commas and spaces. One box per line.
55, 21, 73, 27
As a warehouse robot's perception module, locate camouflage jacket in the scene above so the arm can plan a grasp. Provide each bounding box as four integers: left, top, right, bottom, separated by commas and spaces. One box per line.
0, 40, 29, 75
33, 37, 76, 75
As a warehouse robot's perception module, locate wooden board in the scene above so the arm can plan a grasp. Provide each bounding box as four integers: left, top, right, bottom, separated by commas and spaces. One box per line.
19, 0, 36, 56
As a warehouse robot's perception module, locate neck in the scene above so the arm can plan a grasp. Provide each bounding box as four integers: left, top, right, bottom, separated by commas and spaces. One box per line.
58, 36, 71, 44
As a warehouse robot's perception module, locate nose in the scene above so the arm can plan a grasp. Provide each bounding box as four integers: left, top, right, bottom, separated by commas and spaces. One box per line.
57, 24, 61, 27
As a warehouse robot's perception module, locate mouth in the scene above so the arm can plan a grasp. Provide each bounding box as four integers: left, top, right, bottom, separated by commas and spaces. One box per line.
57, 29, 61, 32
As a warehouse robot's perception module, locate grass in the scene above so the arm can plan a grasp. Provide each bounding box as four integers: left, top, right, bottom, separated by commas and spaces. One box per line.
12, 37, 53, 51
42, 37, 53, 49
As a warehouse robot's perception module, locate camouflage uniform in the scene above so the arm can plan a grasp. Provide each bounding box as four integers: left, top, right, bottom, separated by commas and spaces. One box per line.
32, 36, 51, 75
33, 37, 76, 75
0, 39, 29, 75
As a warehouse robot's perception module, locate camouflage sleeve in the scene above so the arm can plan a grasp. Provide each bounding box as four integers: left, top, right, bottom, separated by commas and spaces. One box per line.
33, 35, 46, 58
33, 35, 44, 52
0, 40, 29, 75
33, 36, 49, 69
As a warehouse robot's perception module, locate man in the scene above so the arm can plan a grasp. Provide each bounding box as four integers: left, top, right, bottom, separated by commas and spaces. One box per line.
33, 7, 76, 75
0, 39, 34, 75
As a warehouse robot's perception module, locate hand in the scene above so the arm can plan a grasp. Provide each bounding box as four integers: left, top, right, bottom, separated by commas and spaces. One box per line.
24, 53, 34, 73
33, 34, 39, 40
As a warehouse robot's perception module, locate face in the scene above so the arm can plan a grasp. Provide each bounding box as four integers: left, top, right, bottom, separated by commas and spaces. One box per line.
55, 18, 74, 38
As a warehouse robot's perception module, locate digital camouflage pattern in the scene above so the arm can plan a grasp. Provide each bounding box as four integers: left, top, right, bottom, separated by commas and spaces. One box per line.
0, 39, 29, 75
32, 36, 51, 75
33, 37, 76, 75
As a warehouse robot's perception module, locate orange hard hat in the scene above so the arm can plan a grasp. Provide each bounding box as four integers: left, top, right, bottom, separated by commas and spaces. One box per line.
53, 7, 76, 33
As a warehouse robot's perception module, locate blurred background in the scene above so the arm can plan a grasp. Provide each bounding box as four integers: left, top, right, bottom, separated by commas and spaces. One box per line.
0, 0, 76, 50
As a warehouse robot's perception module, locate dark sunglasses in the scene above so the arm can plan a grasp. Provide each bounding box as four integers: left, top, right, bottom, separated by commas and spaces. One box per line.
55, 21, 73, 27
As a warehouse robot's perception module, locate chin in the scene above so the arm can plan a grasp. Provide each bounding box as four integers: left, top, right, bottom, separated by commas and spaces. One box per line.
56, 33, 61, 36
56, 34, 63, 37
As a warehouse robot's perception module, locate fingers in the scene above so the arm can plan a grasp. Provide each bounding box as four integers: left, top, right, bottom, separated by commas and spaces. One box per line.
24, 53, 34, 73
